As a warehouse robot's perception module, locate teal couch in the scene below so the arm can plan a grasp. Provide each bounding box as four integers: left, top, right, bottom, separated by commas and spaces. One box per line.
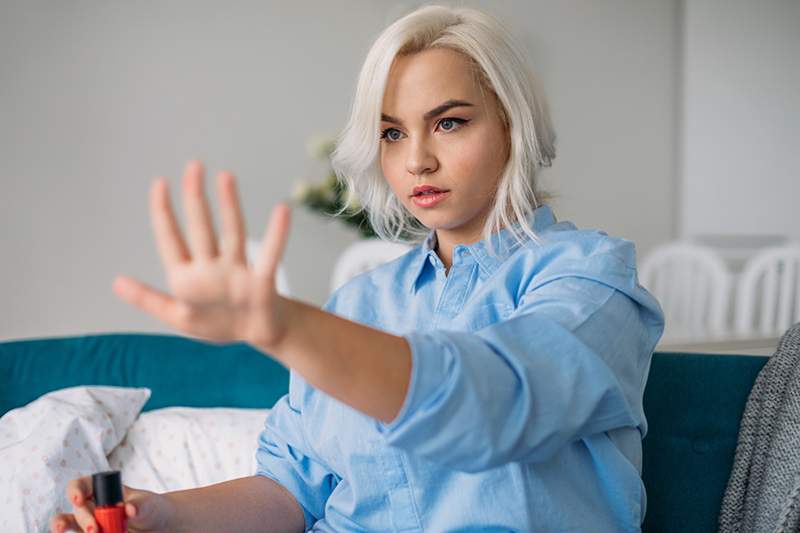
0, 333, 768, 532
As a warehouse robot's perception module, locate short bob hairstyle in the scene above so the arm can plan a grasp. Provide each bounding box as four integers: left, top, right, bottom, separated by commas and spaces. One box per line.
330, 4, 557, 253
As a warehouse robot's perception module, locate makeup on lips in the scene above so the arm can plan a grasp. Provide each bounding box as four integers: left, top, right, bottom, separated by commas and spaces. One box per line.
411, 185, 450, 207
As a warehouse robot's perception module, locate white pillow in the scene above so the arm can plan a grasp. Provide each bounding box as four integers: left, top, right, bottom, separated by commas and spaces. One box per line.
108, 406, 270, 493
0, 386, 151, 533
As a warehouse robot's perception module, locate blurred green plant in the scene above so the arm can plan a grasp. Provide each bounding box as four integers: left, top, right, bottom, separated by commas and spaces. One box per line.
292, 135, 378, 239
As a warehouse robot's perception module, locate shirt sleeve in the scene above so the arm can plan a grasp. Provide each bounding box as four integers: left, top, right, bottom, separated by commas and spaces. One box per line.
255, 373, 339, 531
254, 295, 342, 530
376, 274, 658, 473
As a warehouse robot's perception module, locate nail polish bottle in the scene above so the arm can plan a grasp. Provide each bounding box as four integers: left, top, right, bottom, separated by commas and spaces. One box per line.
92, 470, 127, 533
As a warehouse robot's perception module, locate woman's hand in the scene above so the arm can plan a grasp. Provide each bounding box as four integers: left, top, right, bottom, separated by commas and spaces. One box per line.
112, 160, 292, 350
50, 476, 173, 533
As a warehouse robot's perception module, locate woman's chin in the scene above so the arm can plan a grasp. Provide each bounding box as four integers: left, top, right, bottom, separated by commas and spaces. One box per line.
413, 214, 451, 230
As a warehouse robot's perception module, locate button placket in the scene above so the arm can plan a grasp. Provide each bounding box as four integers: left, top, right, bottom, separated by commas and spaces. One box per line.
437, 260, 476, 318
377, 448, 422, 531
385, 452, 422, 532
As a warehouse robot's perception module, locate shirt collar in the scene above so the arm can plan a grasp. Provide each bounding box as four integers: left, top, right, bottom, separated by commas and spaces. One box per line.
409, 204, 557, 293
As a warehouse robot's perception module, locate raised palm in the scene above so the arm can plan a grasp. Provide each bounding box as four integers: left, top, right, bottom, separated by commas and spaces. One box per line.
112, 160, 291, 350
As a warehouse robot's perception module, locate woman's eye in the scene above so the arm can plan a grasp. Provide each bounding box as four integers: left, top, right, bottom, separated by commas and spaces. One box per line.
380, 128, 404, 142
438, 117, 467, 132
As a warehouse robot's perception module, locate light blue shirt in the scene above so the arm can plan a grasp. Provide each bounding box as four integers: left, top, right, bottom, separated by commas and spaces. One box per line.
255, 204, 665, 532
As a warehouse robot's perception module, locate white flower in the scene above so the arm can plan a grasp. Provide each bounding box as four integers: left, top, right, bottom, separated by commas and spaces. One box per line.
291, 180, 311, 202
305, 133, 337, 160
344, 185, 362, 211
321, 183, 337, 203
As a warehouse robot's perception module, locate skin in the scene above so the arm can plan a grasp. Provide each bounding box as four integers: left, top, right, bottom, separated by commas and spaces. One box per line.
380, 47, 510, 271
50, 47, 511, 533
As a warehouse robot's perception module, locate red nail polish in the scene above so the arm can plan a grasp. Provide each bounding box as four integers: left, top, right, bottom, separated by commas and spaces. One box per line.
91, 471, 127, 533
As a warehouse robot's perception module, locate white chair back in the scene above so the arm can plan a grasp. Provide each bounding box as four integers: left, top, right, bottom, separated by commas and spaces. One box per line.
246, 239, 291, 296
331, 239, 413, 294
639, 241, 733, 341
734, 244, 800, 337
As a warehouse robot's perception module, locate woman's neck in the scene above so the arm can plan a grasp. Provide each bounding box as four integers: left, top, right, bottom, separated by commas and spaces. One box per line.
433, 211, 522, 274
433, 224, 484, 274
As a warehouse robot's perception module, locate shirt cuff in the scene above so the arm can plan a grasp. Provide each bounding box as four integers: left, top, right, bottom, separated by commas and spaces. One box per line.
255, 469, 316, 532
375, 330, 451, 443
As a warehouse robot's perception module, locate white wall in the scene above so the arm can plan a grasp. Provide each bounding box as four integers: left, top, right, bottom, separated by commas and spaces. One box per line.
680, 0, 800, 239
0, 0, 680, 341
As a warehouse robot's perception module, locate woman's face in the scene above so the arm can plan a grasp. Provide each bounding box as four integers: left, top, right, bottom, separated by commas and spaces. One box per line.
379, 47, 510, 244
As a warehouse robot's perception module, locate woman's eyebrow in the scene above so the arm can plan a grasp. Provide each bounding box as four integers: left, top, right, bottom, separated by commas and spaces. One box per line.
381, 99, 474, 125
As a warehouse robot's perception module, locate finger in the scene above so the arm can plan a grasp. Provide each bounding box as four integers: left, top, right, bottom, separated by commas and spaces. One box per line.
72, 501, 98, 533
255, 203, 291, 285
111, 275, 189, 331
217, 170, 247, 264
181, 160, 219, 260
150, 177, 191, 271
51, 513, 80, 533
125, 492, 154, 525
125, 501, 139, 519
122, 485, 145, 518
66, 476, 93, 507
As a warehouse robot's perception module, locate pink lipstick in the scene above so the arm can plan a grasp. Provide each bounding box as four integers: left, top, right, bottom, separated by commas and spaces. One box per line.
411, 185, 450, 208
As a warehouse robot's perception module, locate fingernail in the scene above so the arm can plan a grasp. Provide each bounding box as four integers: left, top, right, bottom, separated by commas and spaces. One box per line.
87, 525, 93, 532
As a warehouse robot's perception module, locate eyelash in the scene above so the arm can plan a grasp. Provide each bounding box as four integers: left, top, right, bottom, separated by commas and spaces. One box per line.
379, 117, 469, 143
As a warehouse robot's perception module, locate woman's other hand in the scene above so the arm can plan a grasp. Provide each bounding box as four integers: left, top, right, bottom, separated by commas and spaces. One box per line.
50, 475, 174, 532
112, 160, 292, 351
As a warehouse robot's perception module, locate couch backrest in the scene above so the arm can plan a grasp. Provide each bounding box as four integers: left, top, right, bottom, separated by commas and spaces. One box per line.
0, 333, 290, 415
641, 352, 767, 532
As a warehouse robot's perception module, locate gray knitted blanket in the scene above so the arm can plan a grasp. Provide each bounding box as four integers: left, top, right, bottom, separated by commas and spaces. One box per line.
718, 322, 800, 533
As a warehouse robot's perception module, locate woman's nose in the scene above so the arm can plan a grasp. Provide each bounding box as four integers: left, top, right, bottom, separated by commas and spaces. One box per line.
405, 138, 438, 176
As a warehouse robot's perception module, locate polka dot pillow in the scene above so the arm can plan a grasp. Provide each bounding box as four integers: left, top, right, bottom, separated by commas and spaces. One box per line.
0, 385, 151, 532
108, 406, 271, 493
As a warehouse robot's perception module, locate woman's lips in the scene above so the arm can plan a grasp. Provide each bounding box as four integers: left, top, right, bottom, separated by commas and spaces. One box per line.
411, 190, 450, 207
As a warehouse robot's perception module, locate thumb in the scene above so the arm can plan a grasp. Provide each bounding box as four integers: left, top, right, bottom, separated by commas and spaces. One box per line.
124, 489, 166, 529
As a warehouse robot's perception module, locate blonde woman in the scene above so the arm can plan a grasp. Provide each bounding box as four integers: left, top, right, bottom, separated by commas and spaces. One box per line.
52, 4, 664, 532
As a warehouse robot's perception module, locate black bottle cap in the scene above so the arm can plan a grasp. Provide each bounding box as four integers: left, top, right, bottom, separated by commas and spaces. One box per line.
92, 470, 124, 507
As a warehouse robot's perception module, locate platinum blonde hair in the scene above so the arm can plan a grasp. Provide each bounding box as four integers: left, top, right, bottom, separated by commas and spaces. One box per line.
330, 4, 556, 253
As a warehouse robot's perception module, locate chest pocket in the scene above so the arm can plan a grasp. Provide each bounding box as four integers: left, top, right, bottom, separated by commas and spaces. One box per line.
454, 301, 515, 331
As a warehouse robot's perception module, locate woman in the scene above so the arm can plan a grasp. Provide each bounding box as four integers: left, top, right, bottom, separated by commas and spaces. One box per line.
51, 5, 664, 532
